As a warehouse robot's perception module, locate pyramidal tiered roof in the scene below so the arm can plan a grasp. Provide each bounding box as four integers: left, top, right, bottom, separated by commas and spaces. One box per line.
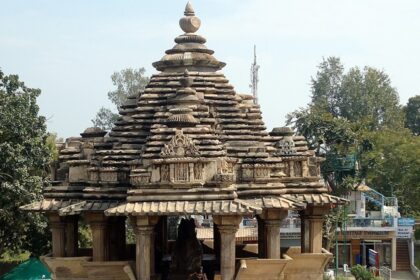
22, 2, 346, 217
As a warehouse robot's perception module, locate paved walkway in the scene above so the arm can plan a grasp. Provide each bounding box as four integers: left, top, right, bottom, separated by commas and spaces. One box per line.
391, 271, 417, 280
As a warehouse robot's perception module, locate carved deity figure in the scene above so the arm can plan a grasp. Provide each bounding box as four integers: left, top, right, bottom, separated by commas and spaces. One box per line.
170, 218, 203, 279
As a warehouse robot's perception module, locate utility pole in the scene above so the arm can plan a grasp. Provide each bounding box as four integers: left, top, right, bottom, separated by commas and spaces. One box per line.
250, 45, 260, 105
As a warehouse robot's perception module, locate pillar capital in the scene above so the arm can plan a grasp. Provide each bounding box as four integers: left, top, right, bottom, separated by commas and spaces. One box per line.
134, 225, 154, 236
130, 215, 159, 227
217, 224, 239, 235
84, 213, 108, 228
49, 220, 66, 229
305, 215, 324, 222
47, 213, 65, 227
259, 208, 288, 221
264, 219, 282, 227
301, 205, 330, 217
213, 215, 242, 227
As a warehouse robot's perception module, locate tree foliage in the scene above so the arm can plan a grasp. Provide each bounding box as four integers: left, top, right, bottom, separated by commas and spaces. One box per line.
0, 69, 51, 257
404, 95, 420, 136
287, 57, 419, 216
288, 57, 404, 143
92, 68, 149, 130
91, 107, 119, 131
362, 129, 420, 214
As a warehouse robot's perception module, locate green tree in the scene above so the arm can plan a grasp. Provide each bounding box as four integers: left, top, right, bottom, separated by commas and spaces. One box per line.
310, 57, 344, 117
339, 67, 403, 130
92, 68, 149, 130
289, 57, 403, 135
404, 95, 420, 135
0, 69, 51, 257
287, 57, 419, 216
363, 129, 420, 215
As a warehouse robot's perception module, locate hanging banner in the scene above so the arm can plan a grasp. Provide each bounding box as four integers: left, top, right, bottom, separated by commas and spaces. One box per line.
368, 249, 379, 268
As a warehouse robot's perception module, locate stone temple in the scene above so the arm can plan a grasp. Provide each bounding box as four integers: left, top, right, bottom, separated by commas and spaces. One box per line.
22, 2, 347, 280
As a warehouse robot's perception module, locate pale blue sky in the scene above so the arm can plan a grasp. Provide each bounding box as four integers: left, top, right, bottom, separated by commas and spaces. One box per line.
1, 0, 419, 138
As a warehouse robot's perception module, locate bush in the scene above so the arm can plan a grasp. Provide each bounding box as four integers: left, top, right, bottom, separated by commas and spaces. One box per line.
350, 265, 375, 280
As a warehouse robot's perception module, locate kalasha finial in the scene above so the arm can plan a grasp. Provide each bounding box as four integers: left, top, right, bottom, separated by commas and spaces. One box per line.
184, 1, 195, 16
179, 2, 201, 33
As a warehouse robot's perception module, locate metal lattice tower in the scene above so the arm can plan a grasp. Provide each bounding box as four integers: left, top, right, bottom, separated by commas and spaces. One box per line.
250, 45, 260, 104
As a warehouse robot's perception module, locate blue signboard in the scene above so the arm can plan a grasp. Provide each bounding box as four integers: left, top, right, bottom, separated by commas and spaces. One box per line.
398, 217, 415, 226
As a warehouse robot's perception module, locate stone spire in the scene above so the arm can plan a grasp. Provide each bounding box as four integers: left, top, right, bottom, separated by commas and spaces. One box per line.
152, 2, 225, 72
167, 70, 200, 127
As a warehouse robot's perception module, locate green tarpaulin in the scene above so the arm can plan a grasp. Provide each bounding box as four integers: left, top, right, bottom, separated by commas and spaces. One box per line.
0, 258, 51, 280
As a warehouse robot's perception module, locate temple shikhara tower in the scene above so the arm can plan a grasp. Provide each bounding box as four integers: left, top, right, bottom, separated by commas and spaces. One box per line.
22, 2, 346, 280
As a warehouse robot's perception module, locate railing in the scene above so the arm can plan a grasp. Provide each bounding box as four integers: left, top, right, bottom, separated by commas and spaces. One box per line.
363, 188, 385, 207
363, 188, 398, 208
242, 218, 302, 229
384, 196, 398, 207
346, 218, 394, 228
379, 266, 391, 280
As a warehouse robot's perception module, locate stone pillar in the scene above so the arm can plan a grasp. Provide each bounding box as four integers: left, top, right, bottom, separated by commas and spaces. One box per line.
260, 209, 288, 259
308, 215, 323, 253
289, 161, 295, 177
391, 237, 397, 271
150, 228, 156, 278
109, 217, 126, 261
132, 216, 158, 280
64, 216, 79, 257
213, 215, 241, 280
300, 206, 328, 253
48, 214, 66, 257
85, 213, 109, 261
265, 220, 282, 259
302, 160, 309, 177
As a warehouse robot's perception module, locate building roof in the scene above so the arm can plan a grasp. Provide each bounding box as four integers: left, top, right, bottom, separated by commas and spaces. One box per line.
283, 194, 348, 206
105, 200, 261, 216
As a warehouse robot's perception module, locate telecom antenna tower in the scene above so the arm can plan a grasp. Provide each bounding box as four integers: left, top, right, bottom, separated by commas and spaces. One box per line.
250, 45, 260, 104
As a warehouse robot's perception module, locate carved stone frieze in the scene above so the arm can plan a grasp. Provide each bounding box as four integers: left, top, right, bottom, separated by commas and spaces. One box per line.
130, 169, 152, 186
217, 159, 234, 174
161, 164, 170, 182
275, 138, 297, 155
161, 130, 200, 157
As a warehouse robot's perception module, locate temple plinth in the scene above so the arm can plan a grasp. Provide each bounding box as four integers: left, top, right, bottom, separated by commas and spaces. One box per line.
21, 2, 347, 280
